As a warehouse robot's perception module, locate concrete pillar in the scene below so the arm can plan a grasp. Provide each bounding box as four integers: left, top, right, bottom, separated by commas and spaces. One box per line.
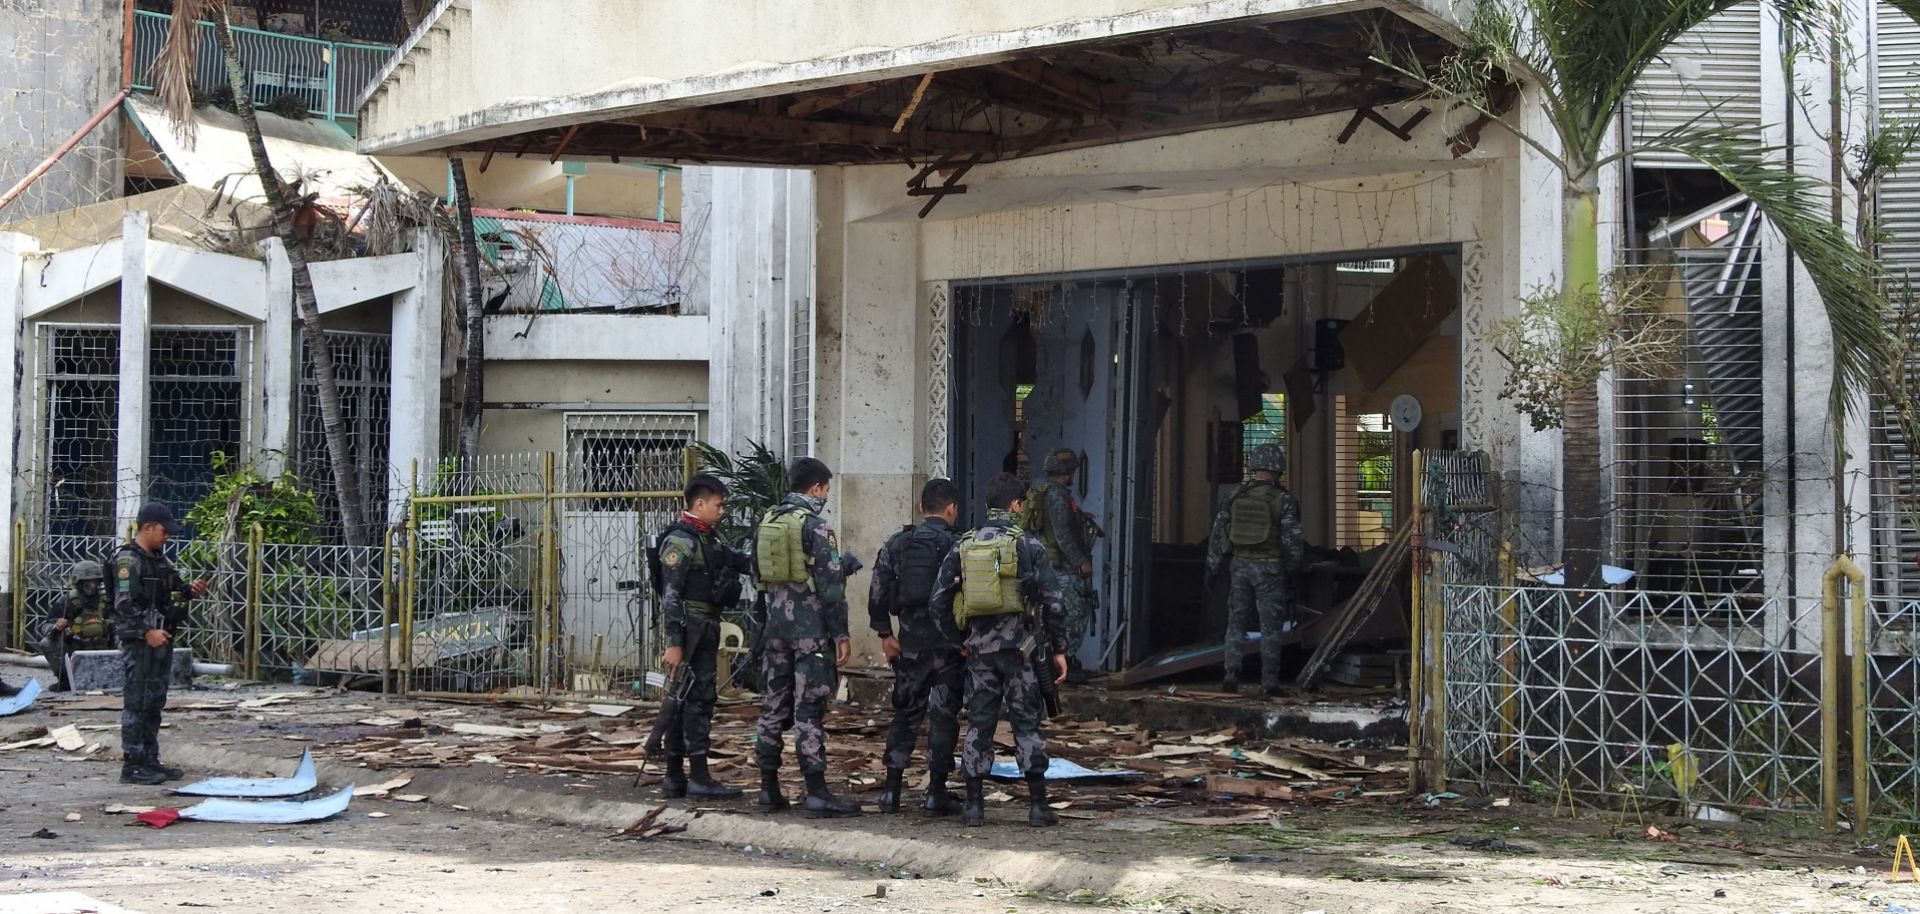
0, 231, 32, 633
828, 198, 922, 667
1505, 89, 1568, 567
116, 211, 150, 533
387, 229, 445, 524
258, 239, 295, 477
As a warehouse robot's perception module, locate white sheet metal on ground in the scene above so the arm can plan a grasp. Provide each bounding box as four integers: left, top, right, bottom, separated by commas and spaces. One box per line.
179, 783, 352, 824
173, 749, 316, 797
0, 891, 145, 913
0, 679, 41, 716
988, 757, 1141, 780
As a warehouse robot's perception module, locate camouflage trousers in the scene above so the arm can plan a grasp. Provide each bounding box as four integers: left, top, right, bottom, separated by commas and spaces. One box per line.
1051, 562, 1095, 656
961, 649, 1048, 778
1223, 558, 1292, 690
120, 642, 173, 768
755, 637, 835, 775
663, 613, 721, 758
883, 647, 964, 774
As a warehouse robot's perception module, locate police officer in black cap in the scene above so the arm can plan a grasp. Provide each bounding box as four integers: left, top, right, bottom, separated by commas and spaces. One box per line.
112, 501, 207, 785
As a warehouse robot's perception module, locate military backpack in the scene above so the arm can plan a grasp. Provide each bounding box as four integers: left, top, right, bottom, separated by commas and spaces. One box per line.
754, 506, 812, 589
953, 528, 1025, 625
888, 524, 954, 611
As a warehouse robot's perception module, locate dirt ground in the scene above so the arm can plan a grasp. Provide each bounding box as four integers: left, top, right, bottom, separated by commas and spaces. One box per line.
4, 672, 1920, 914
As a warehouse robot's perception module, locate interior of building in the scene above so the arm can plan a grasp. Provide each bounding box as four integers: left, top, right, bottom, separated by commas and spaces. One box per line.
951, 249, 1462, 681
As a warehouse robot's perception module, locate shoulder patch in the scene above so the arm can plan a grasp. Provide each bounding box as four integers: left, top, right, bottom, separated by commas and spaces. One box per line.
117, 565, 131, 580
662, 549, 684, 568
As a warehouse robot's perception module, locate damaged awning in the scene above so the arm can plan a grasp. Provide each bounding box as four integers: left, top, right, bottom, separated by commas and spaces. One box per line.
126, 95, 395, 206
357, 0, 1468, 166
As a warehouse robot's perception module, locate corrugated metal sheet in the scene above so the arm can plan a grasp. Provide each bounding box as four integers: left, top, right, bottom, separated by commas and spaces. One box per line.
1629, 2, 1765, 168
1871, 1, 1920, 609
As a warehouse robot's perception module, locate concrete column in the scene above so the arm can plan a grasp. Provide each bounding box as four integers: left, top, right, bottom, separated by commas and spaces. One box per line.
386, 229, 444, 524
258, 239, 295, 477
0, 231, 33, 630
1506, 89, 1568, 567
116, 211, 150, 533
830, 198, 921, 667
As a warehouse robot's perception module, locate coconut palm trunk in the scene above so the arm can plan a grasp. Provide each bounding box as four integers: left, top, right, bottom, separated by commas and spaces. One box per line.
201, 9, 370, 545
450, 156, 485, 466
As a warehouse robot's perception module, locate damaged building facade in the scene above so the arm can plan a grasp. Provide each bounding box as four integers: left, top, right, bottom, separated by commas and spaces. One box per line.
353, 0, 1915, 678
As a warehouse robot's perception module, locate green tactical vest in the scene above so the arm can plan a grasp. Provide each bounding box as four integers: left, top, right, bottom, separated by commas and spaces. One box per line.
755, 507, 812, 589
1227, 484, 1284, 558
68, 590, 111, 642
954, 529, 1024, 625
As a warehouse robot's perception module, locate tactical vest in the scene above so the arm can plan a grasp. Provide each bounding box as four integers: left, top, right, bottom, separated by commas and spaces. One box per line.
755, 506, 812, 589
1025, 484, 1092, 567
889, 524, 952, 612
648, 523, 718, 606
954, 528, 1024, 625
1226, 483, 1285, 559
67, 590, 111, 642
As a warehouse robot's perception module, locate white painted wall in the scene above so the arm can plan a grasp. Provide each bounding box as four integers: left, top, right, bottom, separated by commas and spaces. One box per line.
0, 215, 442, 539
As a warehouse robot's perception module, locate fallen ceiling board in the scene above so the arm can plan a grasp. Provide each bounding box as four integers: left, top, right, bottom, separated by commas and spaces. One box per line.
173, 749, 317, 798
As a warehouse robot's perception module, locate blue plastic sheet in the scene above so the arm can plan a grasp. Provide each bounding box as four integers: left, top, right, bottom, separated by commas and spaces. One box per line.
987, 757, 1141, 781
0, 679, 42, 717
174, 749, 316, 797
179, 784, 353, 824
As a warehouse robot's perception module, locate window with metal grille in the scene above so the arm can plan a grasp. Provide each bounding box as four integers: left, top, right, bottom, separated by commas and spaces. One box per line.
1614, 208, 1766, 597
564, 412, 699, 496
297, 331, 392, 543
1872, 0, 1920, 618
38, 326, 120, 536
789, 295, 813, 456
1333, 395, 1393, 549
148, 328, 248, 532
1240, 393, 1287, 482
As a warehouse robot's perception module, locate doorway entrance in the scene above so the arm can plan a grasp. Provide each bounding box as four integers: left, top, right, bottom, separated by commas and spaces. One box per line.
950, 248, 1462, 680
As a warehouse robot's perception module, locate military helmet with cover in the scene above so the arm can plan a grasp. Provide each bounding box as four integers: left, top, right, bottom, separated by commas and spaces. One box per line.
1042, 449, 1079, 477
1249, 444, 1287, 475
69, 560, 104, 584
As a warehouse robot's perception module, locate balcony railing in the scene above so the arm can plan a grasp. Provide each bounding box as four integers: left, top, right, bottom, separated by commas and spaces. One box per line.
130, 10, 396, 127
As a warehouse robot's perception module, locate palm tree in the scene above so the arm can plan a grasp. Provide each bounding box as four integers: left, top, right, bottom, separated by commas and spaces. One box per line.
450, 156, 485, 466
1389, 0, 1906, 588
154, 1, 371, 545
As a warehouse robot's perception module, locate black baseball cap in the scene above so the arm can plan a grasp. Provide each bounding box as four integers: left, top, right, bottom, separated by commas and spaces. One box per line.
136, 501, 184, 535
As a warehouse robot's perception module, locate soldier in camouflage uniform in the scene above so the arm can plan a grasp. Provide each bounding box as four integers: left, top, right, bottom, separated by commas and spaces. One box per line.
42, 560, 112, 692
112, 502, 207, 786
753, 457, 862, 818
657, 474, 747, 800
930, 473, 1068, 828
1037, 449, 1097, 677
869, 478, 964, 816
1206, 444, 1305, 696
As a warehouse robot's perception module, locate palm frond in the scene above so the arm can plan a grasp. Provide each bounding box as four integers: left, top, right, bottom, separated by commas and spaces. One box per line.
692, 440, 787, 546
1387, 0, 1829, 175
153, 0, 220, 148
1639, 129, 1902, 423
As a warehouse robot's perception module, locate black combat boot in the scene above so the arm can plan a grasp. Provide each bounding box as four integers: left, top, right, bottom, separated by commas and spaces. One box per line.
686, 755, 742, 799
155, 763, 185, 782
1026, 775, 1059, 827
801, 772, 862, 819
962, 777, 987, 827
755, 769, 790, 811
120, 765, 167, 786
0, 680, 18, 697
1220, 676, 1240, 694
662, 755, 688, 798
922, 769, 961, 817
877, 767, 905, 813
